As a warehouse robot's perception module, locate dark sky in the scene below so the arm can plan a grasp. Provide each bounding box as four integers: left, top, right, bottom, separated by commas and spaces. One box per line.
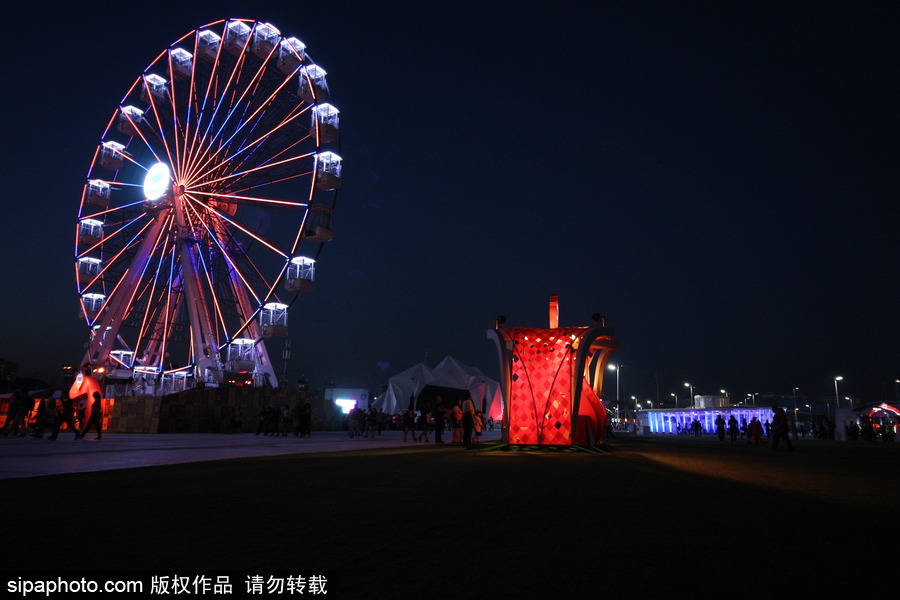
2, 1, 898, 406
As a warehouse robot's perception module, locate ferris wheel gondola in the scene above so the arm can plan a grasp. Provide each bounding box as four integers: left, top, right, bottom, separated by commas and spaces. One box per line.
75, 19, 341, 394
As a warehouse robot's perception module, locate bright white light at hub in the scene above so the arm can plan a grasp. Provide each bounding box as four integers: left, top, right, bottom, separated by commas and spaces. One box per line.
144, 163, 170, 200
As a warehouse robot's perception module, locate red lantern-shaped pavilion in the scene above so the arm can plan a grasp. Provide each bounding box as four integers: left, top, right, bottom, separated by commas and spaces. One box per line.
487, 296, 618, 446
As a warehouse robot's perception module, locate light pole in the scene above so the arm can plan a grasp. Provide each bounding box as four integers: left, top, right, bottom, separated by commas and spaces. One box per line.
793, 387, 798, 420
684, 382, 693, 407
834, 376, 843, 416
805, 404, 812, 422
608, 364, 622, 420
895, 379, 899, 405
671, 393, 677, 410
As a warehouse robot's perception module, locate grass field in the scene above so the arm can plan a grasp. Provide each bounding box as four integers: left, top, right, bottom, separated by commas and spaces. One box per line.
3, 435, 898, 598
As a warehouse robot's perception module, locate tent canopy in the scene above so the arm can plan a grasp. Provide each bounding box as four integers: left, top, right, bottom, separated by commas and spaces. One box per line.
373, 356, 503, 421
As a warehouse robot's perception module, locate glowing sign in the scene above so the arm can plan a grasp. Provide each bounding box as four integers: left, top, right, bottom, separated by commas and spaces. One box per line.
335, 399, 356, 414
144, 162, 170, 200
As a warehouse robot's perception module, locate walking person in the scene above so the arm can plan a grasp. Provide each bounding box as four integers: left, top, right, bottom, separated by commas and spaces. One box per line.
300, 402, 312, 437
461, 393, 476, 447
728, 415, 739, 442
78, 392, 104, 440
49, 396, 78, 440
415, 404, 430, 442
769, 406, 793, 451
473, 411, 483, 443
402, 408, 416, 442
6, 390, 32, 437
748, 416, 763, 445
715, 415, 726, 441
432, 396, 446, 444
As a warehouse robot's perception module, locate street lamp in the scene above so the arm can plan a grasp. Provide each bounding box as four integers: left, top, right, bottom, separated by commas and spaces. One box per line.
607, 364, 621, 402
793, 387, 798, 419
670, 393, 677, 409
684, 382, 693, 406
608, 364, 622, 419
834, 376, 843, 413
805, 404, 812, 422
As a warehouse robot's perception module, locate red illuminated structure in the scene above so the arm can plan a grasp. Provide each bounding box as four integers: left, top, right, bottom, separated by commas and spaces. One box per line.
487, 297, 618, 446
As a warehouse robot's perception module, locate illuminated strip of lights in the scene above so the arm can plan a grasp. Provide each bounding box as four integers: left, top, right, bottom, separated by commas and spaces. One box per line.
135, 221, 174, 355
183, 193, 288, 258
79, 218, 156, 293
182, 27, 221, 185
125, 214, 176, 352
183, 22, 250, 182
179, 33, 203, 183
198, 152, 316, 188
182, 205, 232, 340
214, 57, 301, 157
206, 111, 312, 184
142, 76, 180, 174
288, 169, 319, 256
90, 216, 168, 330
165, 52, 185, 177
77, 210, 146, 259
134, 228, 178, 371
79, 200, 148, 223
182, 197, 265, 305
183, 95, 311, 188
118, 109, 166, 169
187, 189, 308, 209
206, 211, 278, 313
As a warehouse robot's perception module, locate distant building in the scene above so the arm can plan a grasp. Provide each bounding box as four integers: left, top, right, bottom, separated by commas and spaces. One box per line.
636, 395, 776, 434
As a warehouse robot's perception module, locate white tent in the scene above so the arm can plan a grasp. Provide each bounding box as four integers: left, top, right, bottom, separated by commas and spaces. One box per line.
373, 356, 503, 421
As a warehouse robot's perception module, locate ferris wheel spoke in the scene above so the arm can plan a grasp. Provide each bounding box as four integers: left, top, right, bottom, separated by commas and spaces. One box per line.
182, 198, 276, 305
204, 121, 314, 191
187, 189, 308, 210
195, 151, 316, 191
182, 44, 308, 188
184, 212, 266, 343
209, 61, 302, 161
141, 80, 181, 175
78, 217, 160, 294
184, 194, 291, 260
118, 107, 170, 170
183, 31, 255, 182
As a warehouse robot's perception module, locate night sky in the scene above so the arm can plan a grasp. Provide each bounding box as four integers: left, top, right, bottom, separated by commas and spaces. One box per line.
2, 1, 898, 407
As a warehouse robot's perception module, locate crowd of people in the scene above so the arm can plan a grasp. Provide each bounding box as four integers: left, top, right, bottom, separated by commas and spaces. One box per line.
676, 406, 863, 450
253, 401, 313, 437
1, 389, 104, 440
343, 394, 491, 448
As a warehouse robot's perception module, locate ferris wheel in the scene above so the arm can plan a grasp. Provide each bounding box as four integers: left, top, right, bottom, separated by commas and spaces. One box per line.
75, 19, 342, 394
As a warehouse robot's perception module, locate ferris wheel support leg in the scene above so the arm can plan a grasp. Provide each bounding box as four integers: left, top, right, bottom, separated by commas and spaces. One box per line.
84, 214, 169, 369
175, 195, 224, 386
254, 341, 279, 388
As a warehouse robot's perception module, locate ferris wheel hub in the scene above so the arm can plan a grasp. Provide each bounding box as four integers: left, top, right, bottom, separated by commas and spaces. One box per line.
143, 162, 170, 201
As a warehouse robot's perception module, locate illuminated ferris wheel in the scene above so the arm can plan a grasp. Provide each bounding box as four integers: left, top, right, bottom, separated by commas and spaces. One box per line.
75, 19, 342, 393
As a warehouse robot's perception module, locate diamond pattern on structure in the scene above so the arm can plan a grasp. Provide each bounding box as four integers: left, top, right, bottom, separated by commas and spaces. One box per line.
506, 328, 585, 445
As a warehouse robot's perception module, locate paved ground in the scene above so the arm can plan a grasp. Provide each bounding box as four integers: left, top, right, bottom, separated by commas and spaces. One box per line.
2, 431, 898, 598
0, 429, 503, 479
